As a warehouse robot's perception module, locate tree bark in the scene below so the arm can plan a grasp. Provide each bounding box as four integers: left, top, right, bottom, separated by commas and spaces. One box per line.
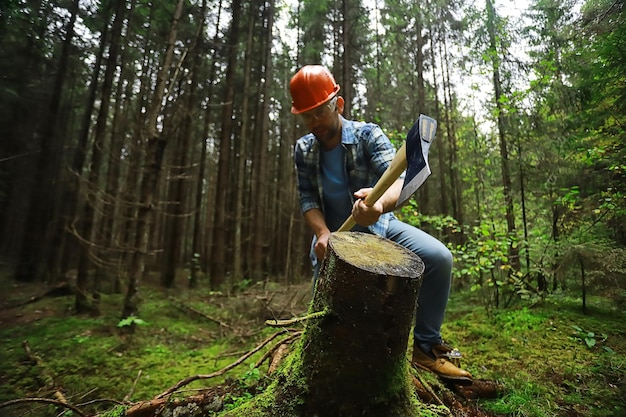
122, 0, 184, 319
161, 5, 206, 289
486, 0, 519, 272
224, 231, 425, 416
14, 0, 80, 283
233, 1, 255, 284
210, 0, 242, 289
251, 0, 275, 282
75, 0, 127, 314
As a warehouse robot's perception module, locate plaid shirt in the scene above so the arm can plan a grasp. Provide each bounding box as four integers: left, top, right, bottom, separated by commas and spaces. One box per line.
294, 117, 403, 238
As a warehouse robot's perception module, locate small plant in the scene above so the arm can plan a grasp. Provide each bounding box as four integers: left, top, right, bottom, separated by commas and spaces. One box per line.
570, 325, 608, 349
222, 391, 254, 411
100, 405, 127, 417
242, 363, 261, 387
117, 316, 149, 328
233, 278, 253, 292
72, 333, 91, 344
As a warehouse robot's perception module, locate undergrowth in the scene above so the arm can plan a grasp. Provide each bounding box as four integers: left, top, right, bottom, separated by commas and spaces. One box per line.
0, 276, 624, 417
443, 291, 626, 417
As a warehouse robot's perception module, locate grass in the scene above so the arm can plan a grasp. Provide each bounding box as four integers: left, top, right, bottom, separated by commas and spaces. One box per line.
443, 291, 626, 417
0, 278, 300, 416
0, 275, 624, 417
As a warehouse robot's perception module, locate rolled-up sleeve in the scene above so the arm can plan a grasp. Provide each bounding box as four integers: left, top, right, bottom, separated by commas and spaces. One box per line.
367, 125, 404, 180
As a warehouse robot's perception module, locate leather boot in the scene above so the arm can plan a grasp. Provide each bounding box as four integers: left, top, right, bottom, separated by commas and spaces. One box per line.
412, 344, 473, 385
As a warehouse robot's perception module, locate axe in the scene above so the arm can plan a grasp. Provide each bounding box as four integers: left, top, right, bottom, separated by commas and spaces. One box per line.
337, 114, 437, 232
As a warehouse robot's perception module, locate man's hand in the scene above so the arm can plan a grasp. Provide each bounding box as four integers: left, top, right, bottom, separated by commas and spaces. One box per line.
303, 208, 332, 262
352, 188, 384, 226
314, 231, 331, 262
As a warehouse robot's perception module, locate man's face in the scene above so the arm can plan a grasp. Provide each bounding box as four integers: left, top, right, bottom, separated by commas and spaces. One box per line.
301, 97, 342, 150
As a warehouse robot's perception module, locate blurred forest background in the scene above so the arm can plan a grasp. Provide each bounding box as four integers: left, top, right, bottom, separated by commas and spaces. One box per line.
0, 0, 624, 319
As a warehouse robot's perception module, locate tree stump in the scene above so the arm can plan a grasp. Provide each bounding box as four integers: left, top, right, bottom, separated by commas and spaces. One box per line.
225, 231, 425, 417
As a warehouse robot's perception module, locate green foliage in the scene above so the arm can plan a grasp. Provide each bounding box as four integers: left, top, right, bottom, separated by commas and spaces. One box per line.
222, 391, 255, 412
570, 325, 614, 351
233, 278, 254, 293
1, 278, 625, 416
99, 405, 128, 417
400, 206, 525, 308
482, 380, 553, 417
242, 363, 261, 387
444, 291, 626, 416
117, 316, 149, 328
0, 286, 282, 416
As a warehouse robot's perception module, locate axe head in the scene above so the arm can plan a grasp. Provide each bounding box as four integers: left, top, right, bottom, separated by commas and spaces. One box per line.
396, 114, 437, 207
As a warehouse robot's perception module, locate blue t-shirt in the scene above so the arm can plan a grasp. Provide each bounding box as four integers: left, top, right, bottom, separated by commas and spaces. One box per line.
320, 146, 353, 231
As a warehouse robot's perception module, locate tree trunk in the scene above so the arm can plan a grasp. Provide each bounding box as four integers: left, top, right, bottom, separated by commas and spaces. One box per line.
251, 0, 274, 283
122, 0, 184, 319
233, 1, 255, 284
225, 231, 425, 416
14, 0, 79, 283
75, 0, 127, 314
161, 26, 203, 289
341, 0, 352, 119
210, 0, 242, 289
441, 34, 464, 242
431, 22, 449, 218
189, 0, 223, 289
486, 0, 519, 272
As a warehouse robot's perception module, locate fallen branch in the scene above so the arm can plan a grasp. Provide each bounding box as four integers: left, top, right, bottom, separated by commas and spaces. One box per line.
124, 370, 143, 402
76, 398, 126, 408
22, 340, 68, 405
410, 366, 449, 413
153, 329, 289, 400
267, 344, 291, 375
264, 309, 329, 327
8, 282, 74, 309
0, 398, 85, 417
23, 340, 55, 388
254, 331, 302, 369
170, 298, 232, 329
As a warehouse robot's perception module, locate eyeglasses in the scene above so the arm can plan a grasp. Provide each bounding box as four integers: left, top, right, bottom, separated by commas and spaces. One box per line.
300, 97, 337, 123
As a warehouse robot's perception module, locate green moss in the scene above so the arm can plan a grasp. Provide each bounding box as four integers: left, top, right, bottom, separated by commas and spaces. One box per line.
2, 271, 625, 417
220, 345, 308, 417
99, 405, 128, 417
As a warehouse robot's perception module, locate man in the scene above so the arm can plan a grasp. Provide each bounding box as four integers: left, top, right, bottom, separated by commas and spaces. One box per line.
290, 64, 472, 385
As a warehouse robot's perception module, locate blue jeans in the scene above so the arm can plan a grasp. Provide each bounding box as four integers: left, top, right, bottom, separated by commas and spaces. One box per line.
385, 219, 452, 347
313, 219, 452, 347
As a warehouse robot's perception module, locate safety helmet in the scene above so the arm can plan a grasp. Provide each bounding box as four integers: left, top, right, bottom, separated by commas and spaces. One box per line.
289, 65, 340, 114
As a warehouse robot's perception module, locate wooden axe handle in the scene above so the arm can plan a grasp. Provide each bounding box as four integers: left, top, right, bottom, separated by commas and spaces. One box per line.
337, 143, 408, 232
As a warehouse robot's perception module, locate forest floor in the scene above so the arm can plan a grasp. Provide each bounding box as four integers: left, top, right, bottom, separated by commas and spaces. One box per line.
0, 271, 625, 417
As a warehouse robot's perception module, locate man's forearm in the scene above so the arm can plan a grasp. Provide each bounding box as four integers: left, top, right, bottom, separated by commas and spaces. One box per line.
379, 179, 403, 213
303, 208, 330, 238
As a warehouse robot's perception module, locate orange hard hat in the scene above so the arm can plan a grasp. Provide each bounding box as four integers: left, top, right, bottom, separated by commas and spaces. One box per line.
289, 65, 340, 114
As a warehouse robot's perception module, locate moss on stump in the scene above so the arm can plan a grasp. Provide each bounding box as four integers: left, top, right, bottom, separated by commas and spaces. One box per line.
223, 231, 424, 417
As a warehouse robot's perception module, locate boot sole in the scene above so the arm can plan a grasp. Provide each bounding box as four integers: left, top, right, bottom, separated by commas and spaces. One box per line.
411, 361, 474, 386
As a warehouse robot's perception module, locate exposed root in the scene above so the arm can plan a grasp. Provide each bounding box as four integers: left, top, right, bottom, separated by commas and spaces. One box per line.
153, 329, 293, 400
170, 298, 232, 330
0, 397, 86, 417
254, 331, 302, 371
411, 365, 506, 417
264, 309, 329, 327
451, 379, 504, 400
